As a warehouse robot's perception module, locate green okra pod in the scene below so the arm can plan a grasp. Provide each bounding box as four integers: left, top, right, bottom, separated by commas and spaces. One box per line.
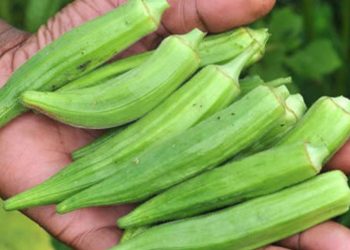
21, 29, 205, 129
59, 27, 269, 92
72, 126, 128, 160
240, 75, 292, 95
0, 0, 169, 127
113, 171, 350, 250
247, 94, 307, 153
55, 85, 285, 213
4, 41, 263, 211
278, 96, 350, 159
120, 227, 148, 244
118, 142, 328, 228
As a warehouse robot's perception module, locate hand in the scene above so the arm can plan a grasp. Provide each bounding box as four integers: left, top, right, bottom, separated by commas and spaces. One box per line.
0, 1, 348, 250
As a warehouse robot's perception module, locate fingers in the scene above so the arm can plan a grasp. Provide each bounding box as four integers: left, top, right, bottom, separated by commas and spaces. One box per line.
326, 140, 350, 174
0, 21, 30, 86
164, 0, 276, 33
257, 246, 291, 250
278, 221, 350, 250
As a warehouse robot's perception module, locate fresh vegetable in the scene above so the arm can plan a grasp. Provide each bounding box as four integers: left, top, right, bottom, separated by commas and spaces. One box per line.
118, 142, 328, 228
240, 75, 292, 95
246, 94, 306, 153
21, 29, 205, 129
0, 0, 169, 127
59, 27, 269, 92
55, 85, 285, 213
120, 227, 148, 244
72, 126, 128, 160
278, 96, 350, 159
112, 171, 350, 250
4, 42, 264, 211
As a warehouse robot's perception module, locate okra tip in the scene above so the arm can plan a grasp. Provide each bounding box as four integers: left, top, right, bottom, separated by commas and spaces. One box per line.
142, 0, 170, 25
304, 143, 329, 173
244, 27, 270, 63
331, 96, 350, 114
285, 94, 307, 120
178, 28, 207, 49
274, 85, 290, 100
3, 196, 29, 211
245, 27, 270, 46
20, 91, 52, 112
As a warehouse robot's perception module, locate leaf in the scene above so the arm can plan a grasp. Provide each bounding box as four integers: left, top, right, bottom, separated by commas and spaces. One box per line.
0, 200, 53, 250
25, 0, 71, 32
285, 39, 342, 80
269, 7, 303, 51
51, 238, 71, 250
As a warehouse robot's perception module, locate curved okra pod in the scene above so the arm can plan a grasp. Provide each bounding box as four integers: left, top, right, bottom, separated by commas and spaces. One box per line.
55, 85, 285, 213
118, 142, 328, 228
21, 29, 205, 129
112, 171, 350, 250
277, 96, 350, 159
0, 0, 169, 127
4, 41, 263, 211
59, 27, 269, 92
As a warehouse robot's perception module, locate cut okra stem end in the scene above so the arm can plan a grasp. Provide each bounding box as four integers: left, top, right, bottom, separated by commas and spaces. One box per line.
274, 85, 290, 101
142, 0, 170, 26
331, 96, 350, 114
285, 94, 307, 120
304, 143, 329, 173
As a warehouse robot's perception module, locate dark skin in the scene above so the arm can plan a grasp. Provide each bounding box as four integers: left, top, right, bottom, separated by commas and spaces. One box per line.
1, 0, 350, 249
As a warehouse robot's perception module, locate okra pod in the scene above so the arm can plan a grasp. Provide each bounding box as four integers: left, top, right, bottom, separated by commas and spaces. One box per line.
72, 126, 128, 160
59, 27, 269, 92
120, 227, 148, 244
247, 94, 307, 153
55, 85, 285, 213
21, 29, 204, 129
113, 171, 350, 250
0, 0, 168, 127
240, 75, 292, 95
5, 42, 262, 210
278, 96, 350, 159
118, 142, 328, 228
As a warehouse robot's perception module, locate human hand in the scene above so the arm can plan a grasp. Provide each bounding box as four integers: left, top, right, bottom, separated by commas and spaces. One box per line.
1, 1, 349, 250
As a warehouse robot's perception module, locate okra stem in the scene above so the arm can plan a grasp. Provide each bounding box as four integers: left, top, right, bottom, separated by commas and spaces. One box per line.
278, 96, 350, 159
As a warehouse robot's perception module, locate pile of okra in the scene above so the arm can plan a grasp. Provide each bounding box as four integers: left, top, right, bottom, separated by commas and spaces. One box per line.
1, 1, 350, 250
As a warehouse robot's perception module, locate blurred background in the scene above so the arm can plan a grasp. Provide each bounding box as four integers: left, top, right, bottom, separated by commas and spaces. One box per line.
0, 0, 349, 249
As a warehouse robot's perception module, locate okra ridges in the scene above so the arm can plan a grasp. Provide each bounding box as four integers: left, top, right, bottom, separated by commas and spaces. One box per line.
332, 96, 350, 114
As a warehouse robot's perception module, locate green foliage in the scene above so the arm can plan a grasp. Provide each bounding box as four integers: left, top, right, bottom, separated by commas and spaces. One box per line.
0, 0, 71, 32
249, 1, 348, 104
0, 200, 53, 250
25, 0, 72, 32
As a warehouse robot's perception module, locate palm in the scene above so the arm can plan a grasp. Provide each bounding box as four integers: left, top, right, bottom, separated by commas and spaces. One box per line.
2, 0, 350, 250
